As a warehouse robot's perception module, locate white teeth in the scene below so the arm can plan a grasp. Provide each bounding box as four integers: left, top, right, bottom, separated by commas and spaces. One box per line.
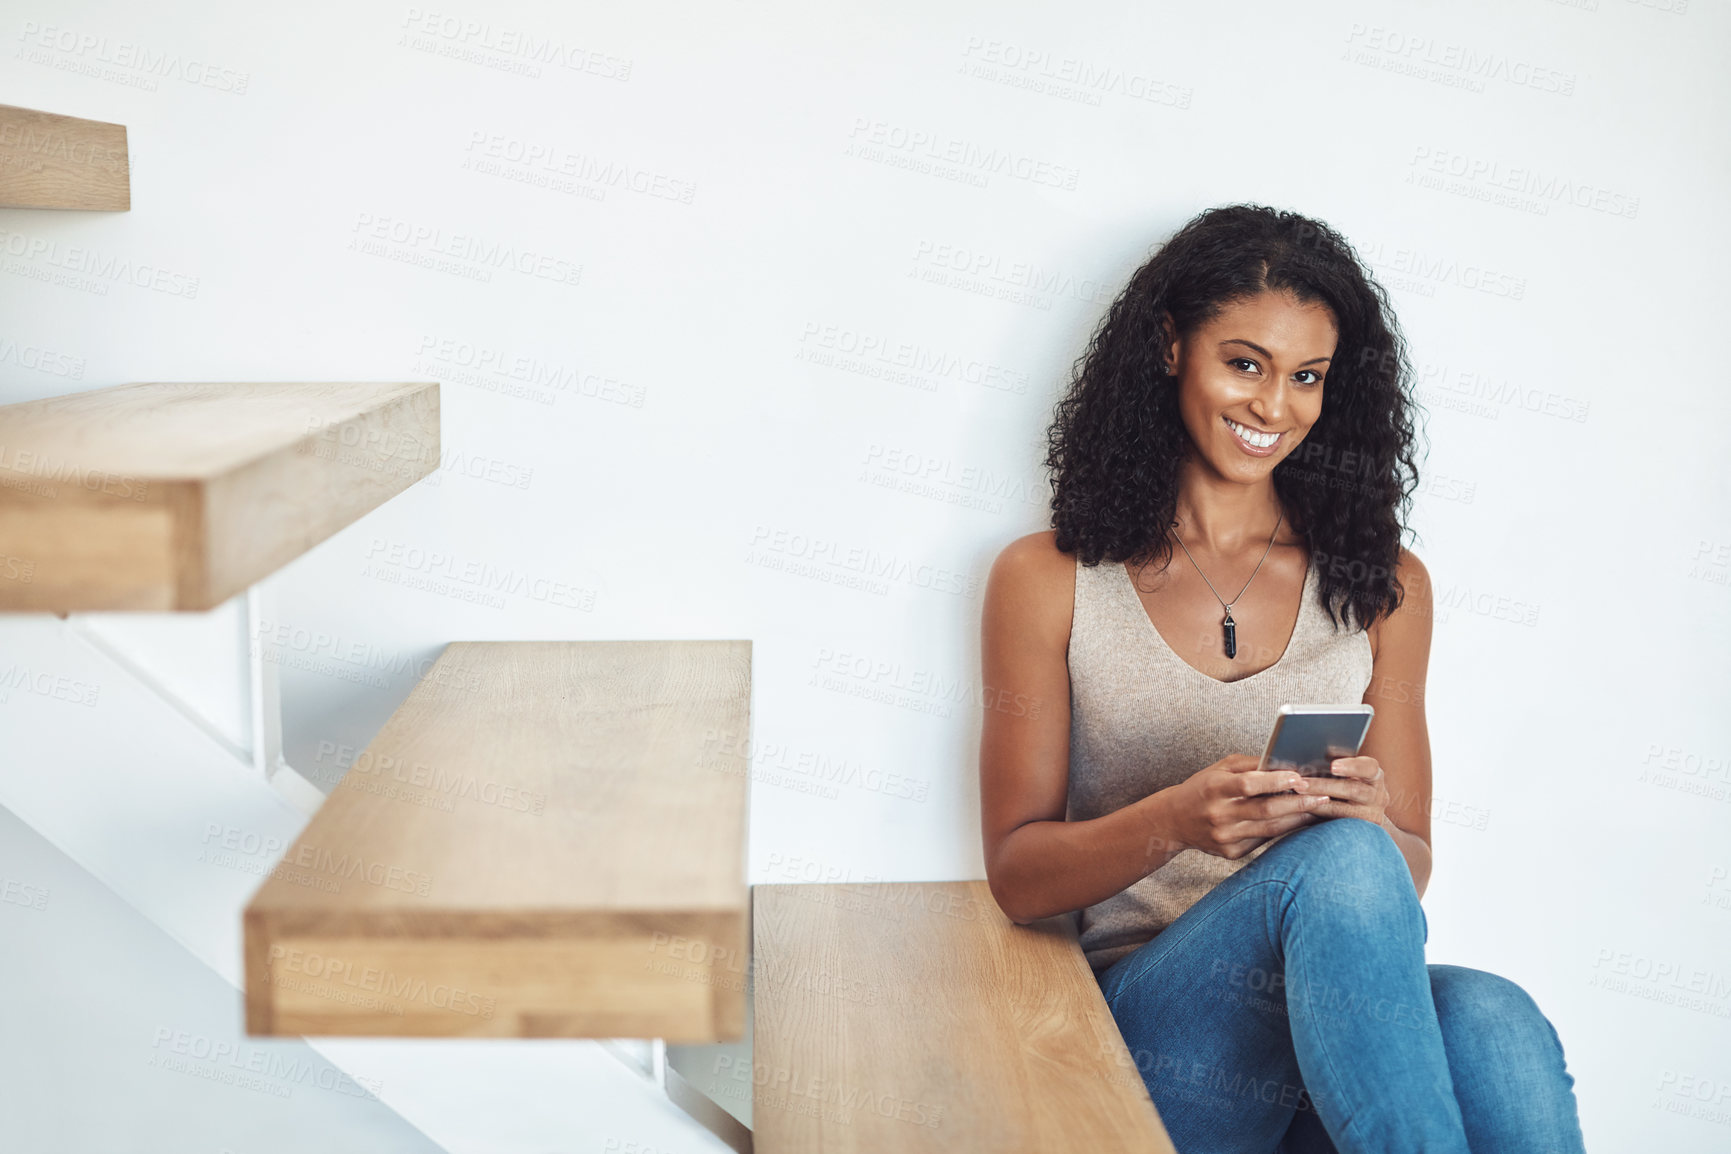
1225, 418, 1279, 448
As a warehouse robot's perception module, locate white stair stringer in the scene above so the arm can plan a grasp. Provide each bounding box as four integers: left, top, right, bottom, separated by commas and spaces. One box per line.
0, 612, 742, 1154
0, 801, 447, 1154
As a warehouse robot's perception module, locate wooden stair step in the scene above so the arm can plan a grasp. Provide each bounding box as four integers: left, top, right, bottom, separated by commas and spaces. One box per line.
751, 880, 1176, 1153
0, 103, 130, 210
0, 381, 438, 611
244, 639, 752, 1040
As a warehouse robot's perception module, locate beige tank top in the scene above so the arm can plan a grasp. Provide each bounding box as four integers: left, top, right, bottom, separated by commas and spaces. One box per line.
1065, 551, 1375, 975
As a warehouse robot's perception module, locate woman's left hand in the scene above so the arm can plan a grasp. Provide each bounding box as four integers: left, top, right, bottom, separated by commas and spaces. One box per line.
1305, 756, 1393, 828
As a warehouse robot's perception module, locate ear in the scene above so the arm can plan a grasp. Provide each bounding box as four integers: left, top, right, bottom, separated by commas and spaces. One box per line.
1160, 311, 1179, 375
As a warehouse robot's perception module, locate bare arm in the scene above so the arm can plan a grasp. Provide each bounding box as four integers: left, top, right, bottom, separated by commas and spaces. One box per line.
980, 533, 1322, 925
1366, 548, 1437, 896
1309, 548, 1437, 897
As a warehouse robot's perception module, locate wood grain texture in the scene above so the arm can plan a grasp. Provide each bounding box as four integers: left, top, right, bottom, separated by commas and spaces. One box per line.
752, 881, 1176, 1153
0, 103, 129, 210
0, 381, 438, 611
245, 640, 752, 1041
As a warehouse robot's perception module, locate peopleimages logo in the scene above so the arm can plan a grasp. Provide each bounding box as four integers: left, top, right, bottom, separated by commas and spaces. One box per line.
797, 321, 1029, 395
0, 120, 126, 174
845, 116, 1080, 191
266, 945, 497, 1019
1343, 24, 1577, 96
0, 440, 150, 500
399, 8, 632, 80
329, 741, 548, 815
0, 227, 201, 298
958, 37, 1193, 109
414, 333, 645, 408
909, 240, 1115, 307
0, 334, 86, 379
747, 524, 979, 598
348, 212, 582, 287
0, 663, 101, 706
273, 843, 432, 896
463, 131, 696, 204
148, 1028, 381, 1099
15, 21, 251, 94
1407, 146, 1639, 220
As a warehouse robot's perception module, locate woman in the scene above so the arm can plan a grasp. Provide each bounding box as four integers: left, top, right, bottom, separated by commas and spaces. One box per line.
978, 204, 1586, 1153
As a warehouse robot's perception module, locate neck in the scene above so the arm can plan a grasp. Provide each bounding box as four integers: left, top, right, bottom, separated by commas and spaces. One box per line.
1170, 464, 1285, 557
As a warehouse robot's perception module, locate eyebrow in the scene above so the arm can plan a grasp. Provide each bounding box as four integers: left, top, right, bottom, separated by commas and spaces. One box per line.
1220, 338, 1331, 368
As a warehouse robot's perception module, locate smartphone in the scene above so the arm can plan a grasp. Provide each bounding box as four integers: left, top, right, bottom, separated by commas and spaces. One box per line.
1257, 703, 1375, 777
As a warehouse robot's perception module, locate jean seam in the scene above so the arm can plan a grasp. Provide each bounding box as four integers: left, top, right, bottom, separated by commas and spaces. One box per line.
1287, 907, 1366, 1152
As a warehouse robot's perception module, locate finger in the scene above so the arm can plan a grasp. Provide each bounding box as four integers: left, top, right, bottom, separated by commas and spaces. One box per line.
1217, 805, 1319, 843
1307, 800, 1381, 823
1328, 757, 1382, 780
1243, 792, 1328, 820
1221, 810, 1321, 849
1219, 769, 1310, 799
1303, 777, 1379, 805
1253, 810, 1322, 838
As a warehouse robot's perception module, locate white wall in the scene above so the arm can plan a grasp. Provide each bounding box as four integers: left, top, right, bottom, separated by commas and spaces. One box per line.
2, 0, 1728, 1150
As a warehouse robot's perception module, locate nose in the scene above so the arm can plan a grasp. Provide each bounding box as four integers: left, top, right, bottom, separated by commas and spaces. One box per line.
1246, 378, 1292, 427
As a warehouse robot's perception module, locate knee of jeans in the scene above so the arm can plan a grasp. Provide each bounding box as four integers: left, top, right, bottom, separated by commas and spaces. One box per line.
1431, 965, 1563, 1059
1274, 817, 1413, 911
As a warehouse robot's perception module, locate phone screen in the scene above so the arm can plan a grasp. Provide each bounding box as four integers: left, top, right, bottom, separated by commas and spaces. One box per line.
1260, 707, 1374, 776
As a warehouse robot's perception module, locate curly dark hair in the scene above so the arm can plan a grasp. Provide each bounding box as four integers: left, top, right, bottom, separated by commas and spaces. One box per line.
1044, 203, 1425, 633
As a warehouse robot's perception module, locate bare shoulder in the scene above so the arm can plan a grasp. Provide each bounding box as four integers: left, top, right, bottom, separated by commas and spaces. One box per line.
984, 531, 1075, 643
1393, 547, 1433, 614
1368, 547, 1433, 661
991, 530, 1073, 580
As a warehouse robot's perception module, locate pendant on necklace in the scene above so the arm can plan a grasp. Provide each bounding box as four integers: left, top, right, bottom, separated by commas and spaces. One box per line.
1222, 607, 1238, 659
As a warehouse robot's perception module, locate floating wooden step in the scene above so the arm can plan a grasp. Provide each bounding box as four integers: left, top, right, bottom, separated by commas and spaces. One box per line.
752, 880, 1175, 1153
0, 381, 438, 612
244, 639, 752, 1040
0, 103, 130, 210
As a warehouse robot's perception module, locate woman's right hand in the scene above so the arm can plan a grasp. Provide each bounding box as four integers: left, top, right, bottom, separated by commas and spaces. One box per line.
1154, 754, 1328, 861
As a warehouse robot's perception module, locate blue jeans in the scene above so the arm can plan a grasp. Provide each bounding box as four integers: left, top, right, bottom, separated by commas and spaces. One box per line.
1096, 818, 1586, 1154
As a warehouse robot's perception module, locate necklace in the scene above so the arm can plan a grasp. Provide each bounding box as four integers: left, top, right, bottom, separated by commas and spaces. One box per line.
1166, 512, 1284, 660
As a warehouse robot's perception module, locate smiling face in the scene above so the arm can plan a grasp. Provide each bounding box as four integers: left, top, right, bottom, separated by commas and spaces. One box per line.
1164, 289, 1338, 482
